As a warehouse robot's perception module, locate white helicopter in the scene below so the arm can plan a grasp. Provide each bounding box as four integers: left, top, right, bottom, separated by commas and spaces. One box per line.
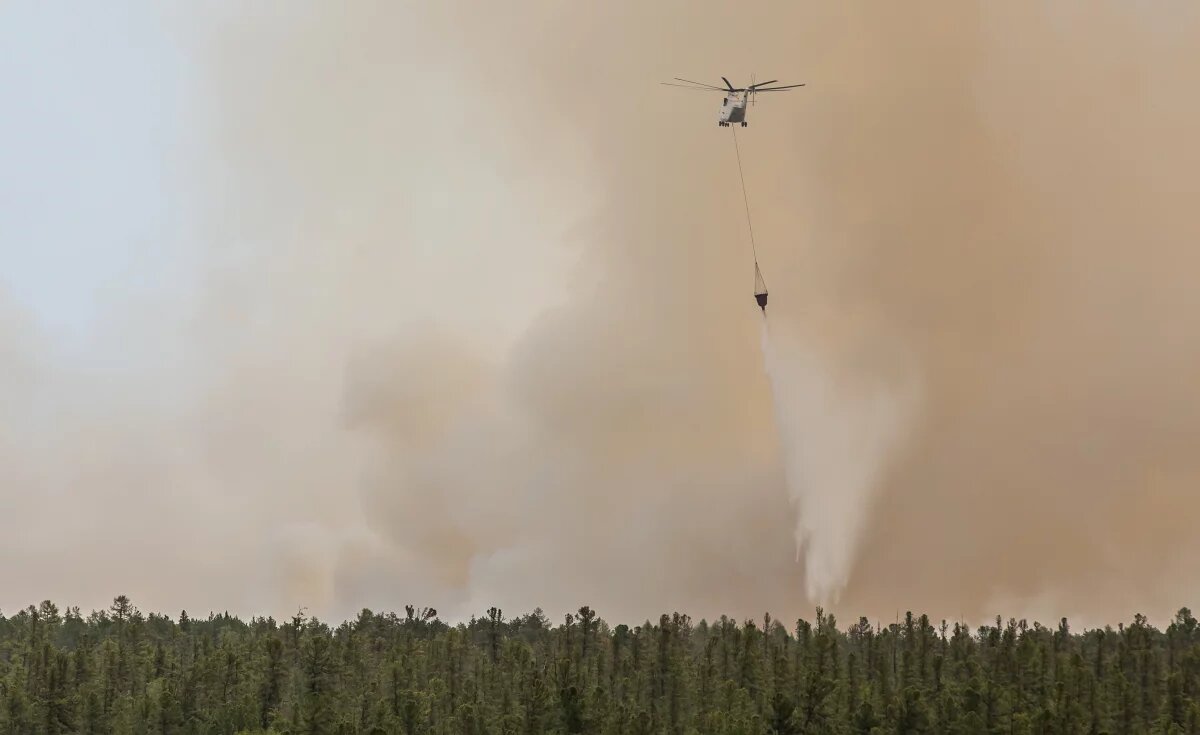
662, 75, 805, 127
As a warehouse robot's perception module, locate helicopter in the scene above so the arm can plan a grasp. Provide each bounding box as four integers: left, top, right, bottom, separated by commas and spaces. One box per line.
661, 75, 805, 127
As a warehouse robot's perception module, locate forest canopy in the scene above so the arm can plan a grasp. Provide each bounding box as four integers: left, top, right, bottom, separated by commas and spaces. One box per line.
2, 597, 1199, 734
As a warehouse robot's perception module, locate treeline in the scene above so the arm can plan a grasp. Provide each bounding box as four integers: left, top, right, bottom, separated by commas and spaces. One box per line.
1, 598, 1199, 734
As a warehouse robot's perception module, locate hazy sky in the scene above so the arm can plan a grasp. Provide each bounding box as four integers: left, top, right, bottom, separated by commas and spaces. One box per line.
3, 1, 1199, 629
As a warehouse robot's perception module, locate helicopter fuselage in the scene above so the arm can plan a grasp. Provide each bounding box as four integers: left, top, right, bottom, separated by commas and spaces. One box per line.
719, 91, 748, 127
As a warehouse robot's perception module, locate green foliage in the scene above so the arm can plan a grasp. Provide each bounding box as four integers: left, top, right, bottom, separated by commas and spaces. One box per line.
0, 598, 1197, 734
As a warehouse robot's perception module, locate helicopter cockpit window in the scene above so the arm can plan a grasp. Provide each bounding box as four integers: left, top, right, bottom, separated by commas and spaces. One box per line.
722, 98, 728, 106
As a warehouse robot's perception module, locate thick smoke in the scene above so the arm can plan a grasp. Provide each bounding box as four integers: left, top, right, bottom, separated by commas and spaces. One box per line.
2, 1, 1199, 626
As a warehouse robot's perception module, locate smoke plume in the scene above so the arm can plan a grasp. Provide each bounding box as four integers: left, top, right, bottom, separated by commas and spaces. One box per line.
2, 1, 1199, 626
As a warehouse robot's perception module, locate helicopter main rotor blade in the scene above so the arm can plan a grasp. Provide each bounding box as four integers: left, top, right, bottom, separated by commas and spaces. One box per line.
660, 82, 724, 91
751, 83, 806, 91
749, 79, 778, 88
721, 76, 736, 91
671, 77, 726, 90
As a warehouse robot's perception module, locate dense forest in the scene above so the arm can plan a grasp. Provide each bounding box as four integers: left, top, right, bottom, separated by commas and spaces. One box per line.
2, 598, 1199, 734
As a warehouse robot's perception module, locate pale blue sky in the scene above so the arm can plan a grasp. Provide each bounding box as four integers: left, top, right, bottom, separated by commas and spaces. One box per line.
1, 1, 193, 341
1, 0, 579, 359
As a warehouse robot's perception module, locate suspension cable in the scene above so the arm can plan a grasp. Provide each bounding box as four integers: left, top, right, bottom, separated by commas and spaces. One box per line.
731, 126, 764, 287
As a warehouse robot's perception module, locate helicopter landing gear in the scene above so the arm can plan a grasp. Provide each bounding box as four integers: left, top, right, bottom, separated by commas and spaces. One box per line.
741, 122, 748, 127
